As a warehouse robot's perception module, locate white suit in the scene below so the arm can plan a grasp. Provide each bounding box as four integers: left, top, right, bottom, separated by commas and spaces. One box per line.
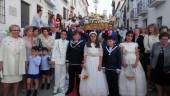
52, 39, 69, 93
0, 36, 26, 83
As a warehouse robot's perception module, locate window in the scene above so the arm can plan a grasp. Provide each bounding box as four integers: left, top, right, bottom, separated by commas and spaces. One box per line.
157, 16, 162, 28
112, 0, 115, 8
143, 19, 147, 28
127, 19, 129, 29
37, 5, 42, 12
123, 6, 127, 27
127, 0, 130, 12
63, 7, 67, 19
63, 0, 68, 3
67, 9, 69, 19
135, 25, 138, 28
21, 1, 30, 28
0, 0, 5, 24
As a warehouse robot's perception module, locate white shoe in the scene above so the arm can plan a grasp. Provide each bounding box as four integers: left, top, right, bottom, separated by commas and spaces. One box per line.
59, 88, 66, 94
53, 90, 58, 95
57, 93, 65, 96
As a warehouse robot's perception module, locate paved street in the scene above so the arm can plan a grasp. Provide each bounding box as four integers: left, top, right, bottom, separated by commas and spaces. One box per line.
0, 81, 157, 96
0, 80, 69, 96
0, 82, 53, 96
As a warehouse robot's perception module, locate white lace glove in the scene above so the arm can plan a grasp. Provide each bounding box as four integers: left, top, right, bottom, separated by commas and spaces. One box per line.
116, 69, 121, 74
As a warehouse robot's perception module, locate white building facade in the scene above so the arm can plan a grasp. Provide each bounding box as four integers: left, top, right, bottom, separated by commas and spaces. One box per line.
148, 0, 169, 28
0, 0, 89, 31
114, 0, 126, 28
115, 0, 169, 29
0, 0, 57, 30
75, 0, 89, 17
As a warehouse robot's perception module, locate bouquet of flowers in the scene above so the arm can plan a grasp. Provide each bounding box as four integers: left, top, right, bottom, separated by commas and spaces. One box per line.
79, 68, 88, 80
124, 65, 136, 80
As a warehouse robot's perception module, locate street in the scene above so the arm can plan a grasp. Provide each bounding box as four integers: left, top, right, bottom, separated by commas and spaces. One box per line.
1, 0, 170, 96
0, 82, 53, 96
0, 81, 158, 96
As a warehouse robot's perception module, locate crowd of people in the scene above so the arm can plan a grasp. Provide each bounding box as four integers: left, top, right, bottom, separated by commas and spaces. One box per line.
0, 9, 170, 96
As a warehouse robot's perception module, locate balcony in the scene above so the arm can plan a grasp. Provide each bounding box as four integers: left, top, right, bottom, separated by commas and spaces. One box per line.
137, 0, 148, 16
63, 0, 68, 3
70, 6, 75, 10
131, 8, 138, 20
45, 0, 56, 7
149, 0, 166, 7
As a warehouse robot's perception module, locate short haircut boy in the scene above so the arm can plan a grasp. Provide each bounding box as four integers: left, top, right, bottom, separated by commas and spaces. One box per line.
107, 36, 116, 41
32, 46, 39, 51
72, 31, 81, 36
42, 47, 49, 52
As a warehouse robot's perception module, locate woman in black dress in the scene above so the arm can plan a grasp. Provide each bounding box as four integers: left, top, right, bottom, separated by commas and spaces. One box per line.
150, 32, 170, 96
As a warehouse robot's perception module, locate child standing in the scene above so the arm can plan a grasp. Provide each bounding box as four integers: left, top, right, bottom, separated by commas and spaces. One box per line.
119, 31, 146, 96
52, 30, 69, 95
66, 31, 85, 96
79, 31, 108, 96
26, 46, 41, 96
40, 47, 51, 90
102, 36, 121, 96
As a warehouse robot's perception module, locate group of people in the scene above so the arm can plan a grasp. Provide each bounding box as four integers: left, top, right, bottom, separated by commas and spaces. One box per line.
0, 9, 170, 96
31, 9, 84, 32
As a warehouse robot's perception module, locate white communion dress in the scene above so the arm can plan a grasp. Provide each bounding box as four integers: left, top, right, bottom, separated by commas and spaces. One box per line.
119, 42, 147, 96
79, 43, 108, 96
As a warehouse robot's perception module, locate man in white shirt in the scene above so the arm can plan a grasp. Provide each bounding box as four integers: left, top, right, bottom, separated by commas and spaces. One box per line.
66, 17, 79, 28
66, 17, 79, 40
31, 9, 45, 27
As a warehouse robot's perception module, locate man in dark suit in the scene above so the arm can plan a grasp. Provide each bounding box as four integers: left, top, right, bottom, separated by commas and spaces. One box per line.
49, 27, 60, 40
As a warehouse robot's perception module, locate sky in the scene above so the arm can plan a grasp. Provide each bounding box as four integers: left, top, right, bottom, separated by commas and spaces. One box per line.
87, 0, 119, 16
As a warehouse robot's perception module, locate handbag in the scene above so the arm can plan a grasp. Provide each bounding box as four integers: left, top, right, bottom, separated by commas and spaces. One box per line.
124, 64, 136, 80
80, 68, 88, 80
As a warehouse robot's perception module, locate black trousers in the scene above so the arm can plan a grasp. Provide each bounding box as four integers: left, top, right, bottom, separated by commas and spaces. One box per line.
105, 70, 120, 96
68, 65, 82, 96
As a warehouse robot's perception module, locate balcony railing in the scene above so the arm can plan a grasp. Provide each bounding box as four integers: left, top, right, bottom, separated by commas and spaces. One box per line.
131, 8, 138, 20
149, 0, 166, 7
137, 0, 148, 16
